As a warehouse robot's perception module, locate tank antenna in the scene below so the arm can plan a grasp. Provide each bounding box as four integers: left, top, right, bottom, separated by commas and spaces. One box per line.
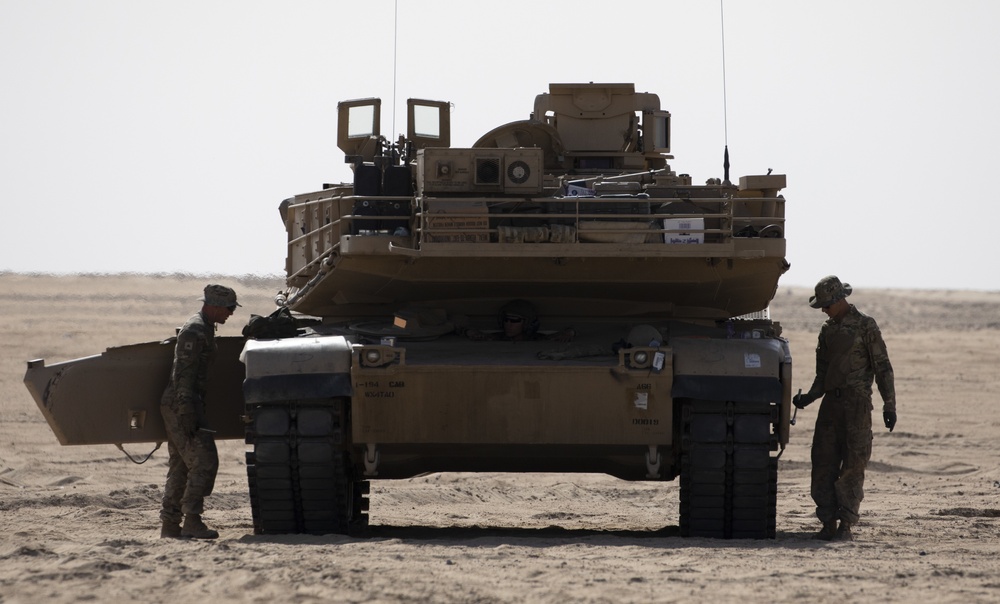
392, 0, 399, 139
720, 0, 731, 186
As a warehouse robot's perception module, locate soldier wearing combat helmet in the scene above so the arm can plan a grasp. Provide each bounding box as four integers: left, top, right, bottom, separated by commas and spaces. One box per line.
464, 299, 575, 342
159, 284, 240, 539
793, 276, 897, 541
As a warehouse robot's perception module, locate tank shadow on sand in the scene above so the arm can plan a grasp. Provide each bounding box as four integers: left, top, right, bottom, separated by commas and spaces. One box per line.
238, 525, 830, 549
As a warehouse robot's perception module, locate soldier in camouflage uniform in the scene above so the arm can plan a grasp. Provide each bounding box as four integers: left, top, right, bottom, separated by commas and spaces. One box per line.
793, 276, 897, 542
159, 284, 240, 539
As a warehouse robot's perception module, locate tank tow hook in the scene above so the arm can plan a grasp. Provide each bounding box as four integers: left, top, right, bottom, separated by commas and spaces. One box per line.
364, 443, 380, 477
645, 445, 661, 479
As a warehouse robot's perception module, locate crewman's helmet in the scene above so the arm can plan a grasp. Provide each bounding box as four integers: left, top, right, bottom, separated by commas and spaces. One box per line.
497, 299, 540, 336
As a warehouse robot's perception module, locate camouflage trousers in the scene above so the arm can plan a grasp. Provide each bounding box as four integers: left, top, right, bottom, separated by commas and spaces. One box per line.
159, 395, 219, 524
810, 389, 873, 525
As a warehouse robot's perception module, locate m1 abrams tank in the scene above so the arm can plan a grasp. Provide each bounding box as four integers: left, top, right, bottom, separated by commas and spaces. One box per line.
25, 83, 792, 539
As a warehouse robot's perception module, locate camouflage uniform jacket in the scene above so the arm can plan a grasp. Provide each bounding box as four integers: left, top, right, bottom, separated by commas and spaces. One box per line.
808, 305, 896, 412
163, 311, 217, 413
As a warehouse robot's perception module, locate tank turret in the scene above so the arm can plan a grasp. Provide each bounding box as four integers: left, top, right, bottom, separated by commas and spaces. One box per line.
282, 82, 788, 323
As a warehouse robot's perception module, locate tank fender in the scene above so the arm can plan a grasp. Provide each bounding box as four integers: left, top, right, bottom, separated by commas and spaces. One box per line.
241, 336, 353, 404
670, 337, 785, 402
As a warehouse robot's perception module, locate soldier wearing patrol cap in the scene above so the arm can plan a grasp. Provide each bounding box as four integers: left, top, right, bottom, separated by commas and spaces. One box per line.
794, 276, 897, 541
159, 285, 240, 539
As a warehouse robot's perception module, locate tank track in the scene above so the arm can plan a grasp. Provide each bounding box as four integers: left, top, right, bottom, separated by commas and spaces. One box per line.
679, 399, 778, 539
245, 397, 369, 535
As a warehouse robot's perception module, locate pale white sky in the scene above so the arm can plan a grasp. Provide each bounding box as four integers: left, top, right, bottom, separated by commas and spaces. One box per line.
2, 0, 998, 291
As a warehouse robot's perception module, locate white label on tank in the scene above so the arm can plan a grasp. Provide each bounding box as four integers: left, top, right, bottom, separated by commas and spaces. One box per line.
744, 352, 761, 369
634, 392, 649, 410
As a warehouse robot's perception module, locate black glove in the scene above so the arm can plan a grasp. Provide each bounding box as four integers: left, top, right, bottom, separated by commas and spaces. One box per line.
883, 411, 896, 432
195, 409, 216, 433
793, 392, 817, 409
190, 395, 214, 434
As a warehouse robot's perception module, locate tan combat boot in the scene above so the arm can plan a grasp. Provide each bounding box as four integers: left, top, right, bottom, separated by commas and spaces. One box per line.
181, 514, 219, 540
160, 521, 183, 539
813, 520, 838, 541
834, 521, 854, 542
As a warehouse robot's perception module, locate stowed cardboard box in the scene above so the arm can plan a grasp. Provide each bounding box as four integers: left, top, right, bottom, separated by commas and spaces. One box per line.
424, 200, 489, 243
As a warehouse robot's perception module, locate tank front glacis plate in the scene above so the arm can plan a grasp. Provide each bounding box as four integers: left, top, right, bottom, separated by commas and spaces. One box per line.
351, 362, 672, 446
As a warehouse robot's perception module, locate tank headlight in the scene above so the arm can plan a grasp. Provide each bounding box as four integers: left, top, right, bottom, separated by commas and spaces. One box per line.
633, 351, 649, 365
359, 346, 401, 367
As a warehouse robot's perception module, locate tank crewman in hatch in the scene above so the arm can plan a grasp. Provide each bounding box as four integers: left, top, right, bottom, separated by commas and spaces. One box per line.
793, 276, 897, 542
465, 299, 575, 342
159, 284, 240, 539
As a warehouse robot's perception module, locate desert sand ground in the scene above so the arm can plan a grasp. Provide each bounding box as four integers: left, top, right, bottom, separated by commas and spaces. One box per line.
1, 273, 998, 603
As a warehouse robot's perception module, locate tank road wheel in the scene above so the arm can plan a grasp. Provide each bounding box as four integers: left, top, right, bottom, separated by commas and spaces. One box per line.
245, 397, 369, 535
678, 399, 778, 539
